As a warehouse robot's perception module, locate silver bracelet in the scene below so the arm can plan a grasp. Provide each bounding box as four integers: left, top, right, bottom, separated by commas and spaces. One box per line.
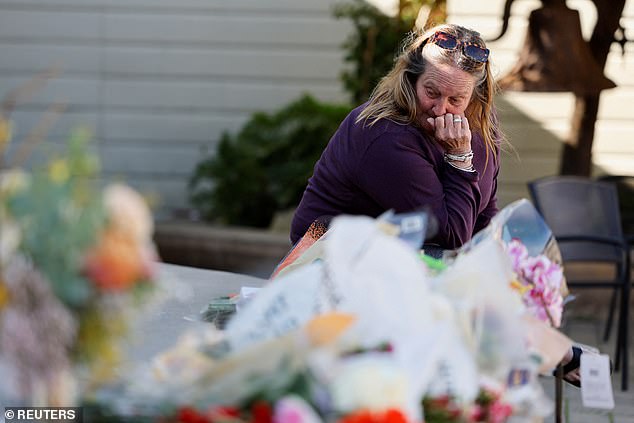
444, 151, 474, 162
445, 159, 476, 173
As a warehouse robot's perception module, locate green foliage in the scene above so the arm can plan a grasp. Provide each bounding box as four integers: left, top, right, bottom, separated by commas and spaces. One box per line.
188, 1, 445, 227
333, 0, 431, 104
5, 129, 105, 307
189, 95, 351, 228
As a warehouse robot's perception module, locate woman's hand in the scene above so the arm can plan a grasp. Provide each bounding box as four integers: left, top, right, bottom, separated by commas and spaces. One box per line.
424, 113, 472, 155
561, 346, 581, 385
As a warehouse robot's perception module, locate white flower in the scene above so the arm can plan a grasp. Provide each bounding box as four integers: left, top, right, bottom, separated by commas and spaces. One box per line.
331, 354, 409, 413
150, 329, 222, 384
0, 169, 29, 196
0, 218, 20, 266
103, 183, 153, 244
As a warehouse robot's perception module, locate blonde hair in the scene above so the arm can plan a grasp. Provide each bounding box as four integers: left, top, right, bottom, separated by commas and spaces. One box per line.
357, 24, 502, 161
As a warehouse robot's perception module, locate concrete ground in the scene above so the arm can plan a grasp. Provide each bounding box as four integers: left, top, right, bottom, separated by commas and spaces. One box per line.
539, 287, 634, 423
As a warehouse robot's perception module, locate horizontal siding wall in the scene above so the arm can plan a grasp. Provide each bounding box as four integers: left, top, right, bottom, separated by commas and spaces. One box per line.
450, 0, 634, 207
0, 0, 351, 217
2, 0, 631, 218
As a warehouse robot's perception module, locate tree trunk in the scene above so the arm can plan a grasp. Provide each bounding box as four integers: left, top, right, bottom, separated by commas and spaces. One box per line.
561, 95, 599, 175
560, 0, 625, 175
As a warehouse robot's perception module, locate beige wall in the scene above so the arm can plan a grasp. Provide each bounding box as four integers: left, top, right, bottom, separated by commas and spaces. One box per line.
0, 0, 351, 217
450, 0, 634, 206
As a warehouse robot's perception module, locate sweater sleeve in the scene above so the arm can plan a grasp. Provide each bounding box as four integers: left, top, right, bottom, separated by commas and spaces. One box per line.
355, 131, 483, 249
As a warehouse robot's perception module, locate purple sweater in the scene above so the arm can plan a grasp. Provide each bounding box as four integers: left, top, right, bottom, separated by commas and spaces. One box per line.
291, 104, 500, 249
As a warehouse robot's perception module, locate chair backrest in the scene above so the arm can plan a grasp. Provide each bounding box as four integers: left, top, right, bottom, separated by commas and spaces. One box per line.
597, 175, 634, 237
528, 176, 625, 264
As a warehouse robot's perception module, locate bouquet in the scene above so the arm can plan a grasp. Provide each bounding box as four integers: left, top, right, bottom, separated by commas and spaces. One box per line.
506, 239, 564, 327
0, 119, 158, 406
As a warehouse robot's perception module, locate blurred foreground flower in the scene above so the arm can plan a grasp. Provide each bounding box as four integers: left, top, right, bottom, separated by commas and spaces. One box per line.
0, 115, 11, 154
0, 130, 158, 406
84, 183, 157, 291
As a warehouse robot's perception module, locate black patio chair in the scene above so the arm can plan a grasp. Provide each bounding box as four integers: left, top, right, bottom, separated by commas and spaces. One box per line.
528, 175, 631, 391
596, 175, 634, 346
597, 175, 634, 244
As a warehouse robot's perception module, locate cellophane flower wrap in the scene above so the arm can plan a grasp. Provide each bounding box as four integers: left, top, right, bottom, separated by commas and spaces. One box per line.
103, 215, 558, 423
0, 128, 158, 406
506, 239, 564, 327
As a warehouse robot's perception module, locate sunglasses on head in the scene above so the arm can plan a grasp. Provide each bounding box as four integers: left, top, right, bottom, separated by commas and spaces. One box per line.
426, 31, 489, 63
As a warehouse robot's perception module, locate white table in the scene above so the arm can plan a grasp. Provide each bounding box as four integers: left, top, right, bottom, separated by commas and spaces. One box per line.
122, 263, 267, 363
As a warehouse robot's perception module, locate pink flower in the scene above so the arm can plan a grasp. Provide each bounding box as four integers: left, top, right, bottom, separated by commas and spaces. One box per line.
274, 395, 322, 423
505, 240, 564, 327
488, 400, 513, 423
506, 239, 528, 271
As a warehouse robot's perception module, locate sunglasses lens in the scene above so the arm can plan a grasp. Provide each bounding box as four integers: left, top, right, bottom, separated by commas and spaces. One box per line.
434, 32, 457, 49
428, 31, 489, 63
464, 45, 490, 62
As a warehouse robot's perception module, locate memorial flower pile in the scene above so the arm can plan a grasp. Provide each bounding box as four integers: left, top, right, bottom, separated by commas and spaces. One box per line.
140, 329, 515, 423
0, 127, 158, 405
106, 210, 566, 423
422, 388, 513, 423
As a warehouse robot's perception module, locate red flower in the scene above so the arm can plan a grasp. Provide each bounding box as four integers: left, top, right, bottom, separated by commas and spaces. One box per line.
339, 410, 374, 423
338, 408, 409, 423
209, 406, 240, 419
176, 406, 211, 423
251, 401, 273, 423
383, 409, 408, 423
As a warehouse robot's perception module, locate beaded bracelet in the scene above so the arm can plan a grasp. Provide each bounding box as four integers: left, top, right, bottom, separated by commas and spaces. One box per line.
444, 151, 474, 162
445, 159, 476, 173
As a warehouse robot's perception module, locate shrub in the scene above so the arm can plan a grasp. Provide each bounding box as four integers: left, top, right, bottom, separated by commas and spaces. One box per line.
334, 0, 441, 104
188, 1, 445, 228
189, 95, 352, 228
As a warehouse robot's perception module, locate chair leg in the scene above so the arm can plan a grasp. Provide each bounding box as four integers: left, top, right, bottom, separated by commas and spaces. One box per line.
620, 251, 631, 391
615, 308, 622, 372
604, 288, 618, 341
620, 280, 630, 391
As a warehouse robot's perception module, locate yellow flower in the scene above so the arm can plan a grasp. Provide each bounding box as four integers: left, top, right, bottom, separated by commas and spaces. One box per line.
0, 279, 9, 309
509, 278, 531, 295
77, 309, 127, 386
49, 158, 70, 184
0, 116, 12, 155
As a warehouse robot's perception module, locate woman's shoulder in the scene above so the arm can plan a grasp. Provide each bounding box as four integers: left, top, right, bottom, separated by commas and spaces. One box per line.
352, 106, 424, 140
355, 119, 438, 163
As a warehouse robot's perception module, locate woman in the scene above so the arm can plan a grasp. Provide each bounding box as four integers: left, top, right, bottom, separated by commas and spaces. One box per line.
291, 23, 501, 251
286, 24, 589, 386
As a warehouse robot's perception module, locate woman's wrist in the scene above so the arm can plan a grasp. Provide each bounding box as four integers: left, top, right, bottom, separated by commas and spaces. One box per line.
445, 158, 475, 172
444, 151, 473, 162
443, 151, 475, 172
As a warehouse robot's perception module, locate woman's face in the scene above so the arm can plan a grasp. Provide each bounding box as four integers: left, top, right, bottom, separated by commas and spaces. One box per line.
415, 61, 477, 122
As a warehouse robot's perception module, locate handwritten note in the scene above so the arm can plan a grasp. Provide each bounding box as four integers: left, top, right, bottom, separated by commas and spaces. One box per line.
224, 262, 344, 352
580, 353, 614, 409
